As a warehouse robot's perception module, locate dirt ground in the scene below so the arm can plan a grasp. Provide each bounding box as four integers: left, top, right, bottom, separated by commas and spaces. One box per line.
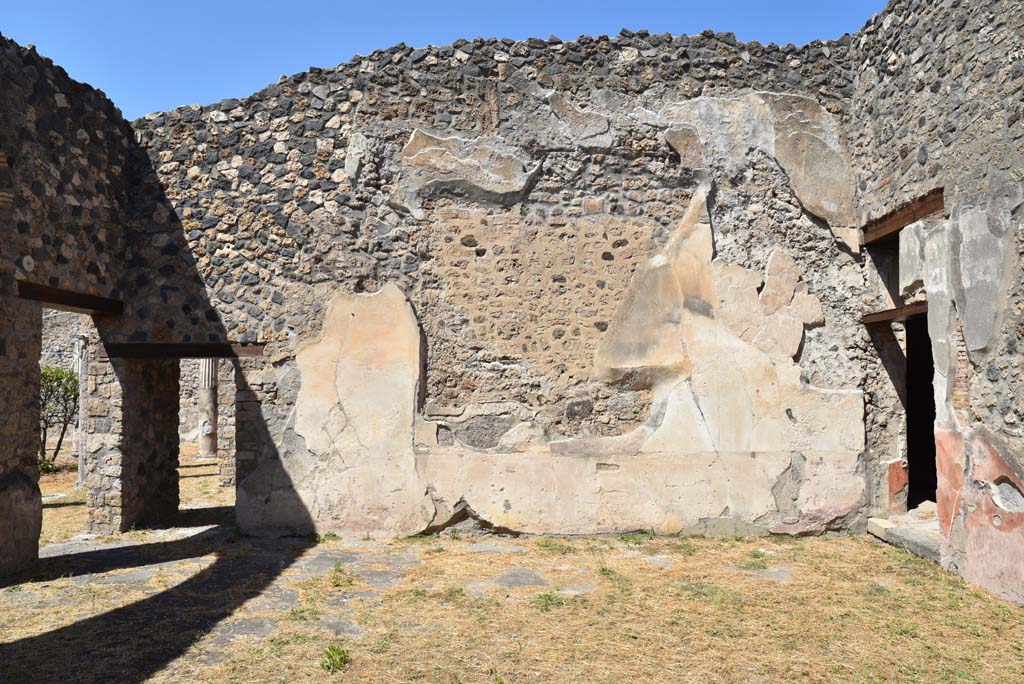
2, 460, 1022, 684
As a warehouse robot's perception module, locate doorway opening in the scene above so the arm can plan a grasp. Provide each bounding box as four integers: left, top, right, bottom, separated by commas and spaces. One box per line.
37, 308, 91, 547
905, 313, 937, 509
176, 357, 235, 528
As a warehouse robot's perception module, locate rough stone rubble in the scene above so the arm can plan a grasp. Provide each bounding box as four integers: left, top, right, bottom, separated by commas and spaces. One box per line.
1, 0, 1023, 605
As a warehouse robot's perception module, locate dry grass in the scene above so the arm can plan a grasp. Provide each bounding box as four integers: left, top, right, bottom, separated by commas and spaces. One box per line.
38, 465, 87, 546
37, 446, 230, 546
193, 535, 1024, 684
177, 456, 231, 510
14, 464, 1024, 684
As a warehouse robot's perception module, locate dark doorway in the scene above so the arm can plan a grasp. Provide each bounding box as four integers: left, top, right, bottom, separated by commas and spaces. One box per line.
905, 314, 937, 508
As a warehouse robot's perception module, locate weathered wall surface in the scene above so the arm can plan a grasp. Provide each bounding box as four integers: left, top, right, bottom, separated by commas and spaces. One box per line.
133, 29, 873, 537
40, 311, 84, 370
850, 0, 1024, 603
38, 314, 236, 461
7, 0, 1023, 603
0, 33, 232, 564
0, 35, 139, 572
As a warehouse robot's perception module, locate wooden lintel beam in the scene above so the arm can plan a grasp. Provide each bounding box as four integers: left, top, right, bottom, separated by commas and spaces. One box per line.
99, 343, 265, 359
16, 281, 124, 315
862, 301, 928, 326
862, 188, 945, 246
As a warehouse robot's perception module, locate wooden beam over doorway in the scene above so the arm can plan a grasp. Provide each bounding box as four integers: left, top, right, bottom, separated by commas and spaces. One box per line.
861, 301, 928, 326
16, 281, 124, 315
99, 343, 265, 359
862, 188, 945, 246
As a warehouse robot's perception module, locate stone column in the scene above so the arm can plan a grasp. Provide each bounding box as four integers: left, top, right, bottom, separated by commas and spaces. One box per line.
85, 352, 180, 533
74, 333, 88, 489
217, 358, 236, 487
233, 357, 270, 526
197, 358, 218, 460
0, 293, 43, 576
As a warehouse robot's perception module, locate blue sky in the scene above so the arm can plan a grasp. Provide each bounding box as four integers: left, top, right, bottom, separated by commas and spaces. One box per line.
5, 0, 887, 120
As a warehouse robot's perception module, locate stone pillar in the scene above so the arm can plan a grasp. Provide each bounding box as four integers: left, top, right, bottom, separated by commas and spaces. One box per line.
217, 358, 237, 487
74, 333, 88, 489
85, 351, 180, 533
0, 294, 42, 576
197, 358, 218, 460
233, 357, 269, 520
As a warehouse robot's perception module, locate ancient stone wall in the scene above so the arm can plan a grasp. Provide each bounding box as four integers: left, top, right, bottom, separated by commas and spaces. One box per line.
0, 34, 139, 572
5, 0, 1023, 604
85, 352, 181, 532
0, 33, 228, 569
134, 29, 875, 538
849, 0, 1024, 602
40, 311, 84, 369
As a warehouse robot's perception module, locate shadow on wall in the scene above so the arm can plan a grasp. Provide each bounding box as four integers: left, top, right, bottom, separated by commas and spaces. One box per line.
0, 368, 316, 684
867, 324, 908, 410
0, 70, 318, 681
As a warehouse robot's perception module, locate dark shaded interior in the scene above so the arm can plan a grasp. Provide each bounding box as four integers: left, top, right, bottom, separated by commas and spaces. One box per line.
905, 313, 937, 509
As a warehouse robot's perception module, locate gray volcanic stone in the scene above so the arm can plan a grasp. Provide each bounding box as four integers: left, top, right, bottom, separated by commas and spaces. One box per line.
245, 585, 300, 612
292, 549, 364, 576
208, 617, 277, 645
491, 567, 547, 588
466, 540, 525, 554
319, 614, 367, 637
643, 555, 673, 568
740, 564, 795, 582
351, 567, 402, 587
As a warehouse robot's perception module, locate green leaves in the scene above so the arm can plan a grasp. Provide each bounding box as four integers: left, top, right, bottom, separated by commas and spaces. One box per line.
38, 364, 79, 466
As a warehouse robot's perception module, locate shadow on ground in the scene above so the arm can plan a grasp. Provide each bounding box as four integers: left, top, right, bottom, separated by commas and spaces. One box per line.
0, 506, 314, 684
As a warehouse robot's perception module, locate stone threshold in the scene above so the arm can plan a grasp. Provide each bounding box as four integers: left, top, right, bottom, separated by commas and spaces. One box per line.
867, 501, 944, 563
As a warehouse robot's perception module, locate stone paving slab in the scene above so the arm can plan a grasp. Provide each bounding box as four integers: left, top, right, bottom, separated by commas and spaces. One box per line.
643, 555, 673, 568
867, 515, 943, 563
244, 585, 300, 612
319, 614, 367, 637
466, 539, 525, 554
200, 618, 279, 665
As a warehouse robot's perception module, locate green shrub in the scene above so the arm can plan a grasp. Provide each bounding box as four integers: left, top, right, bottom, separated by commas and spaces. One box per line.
38, 365, 79, 470
319, 644, 351, 673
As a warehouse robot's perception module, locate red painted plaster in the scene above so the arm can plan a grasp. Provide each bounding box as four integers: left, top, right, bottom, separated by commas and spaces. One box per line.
935, 430, 965, 537
963, 435, 1024, 604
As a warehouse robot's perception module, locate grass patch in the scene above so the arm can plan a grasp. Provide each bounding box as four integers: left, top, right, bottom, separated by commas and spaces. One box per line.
678, 579, 741, 606
369, 634, 393, 654
319, 644, 350, 673
618, 531, 654, 545
285, 606, 320, 622
262, 633, 315, 657
735, 549, 770, 571
674, 538, 698, 555
329, 561, 354, 588
535, 537, 576, 554
439, 584, 465, 601
532, 592, 571, 612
